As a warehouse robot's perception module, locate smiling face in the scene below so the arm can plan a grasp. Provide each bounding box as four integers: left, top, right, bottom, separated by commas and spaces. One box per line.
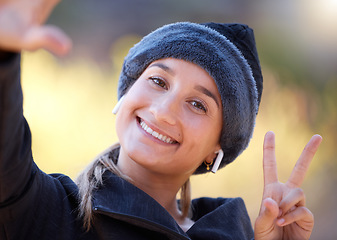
115, 58, 223, 178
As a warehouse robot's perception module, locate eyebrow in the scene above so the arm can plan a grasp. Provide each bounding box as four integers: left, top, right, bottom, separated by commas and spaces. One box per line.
194, 85, 220, 108
148, 63, 175, 75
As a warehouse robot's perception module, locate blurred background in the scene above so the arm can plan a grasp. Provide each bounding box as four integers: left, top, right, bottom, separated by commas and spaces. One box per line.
21, 0, 336, 238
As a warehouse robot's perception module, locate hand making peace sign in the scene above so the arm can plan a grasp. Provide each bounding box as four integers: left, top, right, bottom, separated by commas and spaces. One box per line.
254, 131, 322, 240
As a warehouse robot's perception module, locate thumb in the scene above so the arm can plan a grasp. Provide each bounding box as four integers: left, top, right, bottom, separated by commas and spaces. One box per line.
255, 198, 280, 233
23, 25, 72, 56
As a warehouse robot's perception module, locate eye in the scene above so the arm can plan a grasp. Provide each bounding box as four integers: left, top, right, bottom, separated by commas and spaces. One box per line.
149, 77, 168, 90
189, 100, 207, 113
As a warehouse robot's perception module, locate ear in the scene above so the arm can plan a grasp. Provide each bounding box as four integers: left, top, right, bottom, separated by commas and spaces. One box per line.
204, 144, 223, 173
204, 143, 222, 163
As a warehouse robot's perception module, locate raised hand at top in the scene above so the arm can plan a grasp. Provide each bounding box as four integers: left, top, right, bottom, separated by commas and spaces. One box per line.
0, 0, 71, 55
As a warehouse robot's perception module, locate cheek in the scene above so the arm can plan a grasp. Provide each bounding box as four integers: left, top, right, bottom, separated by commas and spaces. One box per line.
184, 116, 222, 154
122, 81, 151, 107
186, 117, 219, 140
115, 83, 149, 139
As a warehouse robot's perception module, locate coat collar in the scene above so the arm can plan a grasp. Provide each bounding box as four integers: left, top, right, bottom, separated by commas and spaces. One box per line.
92, 171, 253, 239
92, 171, 189, 239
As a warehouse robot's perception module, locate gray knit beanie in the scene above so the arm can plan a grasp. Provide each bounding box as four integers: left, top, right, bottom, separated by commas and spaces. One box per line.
117, 22, 263, 174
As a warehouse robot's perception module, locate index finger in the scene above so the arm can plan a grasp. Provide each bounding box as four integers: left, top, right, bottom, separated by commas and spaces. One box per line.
263, 131, 278, 186
287, 134, 322, 188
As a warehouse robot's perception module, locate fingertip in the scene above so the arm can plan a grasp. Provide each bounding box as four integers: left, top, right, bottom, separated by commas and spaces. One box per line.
24, 25, 73, 56
263, 197, 275, 207
264, 131, 275, 147
265, 131, 275, 141
276, 218, 285, 226
53, 37, 73, 56
307, 134, 323, 152
265, 131, 275, 137
313, 134, 323, 143
43, 27, 73, 56
262, 198, 279, 216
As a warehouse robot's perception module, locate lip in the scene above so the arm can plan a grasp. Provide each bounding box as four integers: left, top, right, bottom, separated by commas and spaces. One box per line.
137, 117, 179, 145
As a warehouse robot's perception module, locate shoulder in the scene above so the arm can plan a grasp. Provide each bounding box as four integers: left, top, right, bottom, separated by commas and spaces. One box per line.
48, 173, 80, 201
188, 197, 254, 239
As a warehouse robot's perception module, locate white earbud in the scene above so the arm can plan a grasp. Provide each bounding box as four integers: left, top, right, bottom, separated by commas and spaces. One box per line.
211, 149, 224, 173
112, 96, 125, 115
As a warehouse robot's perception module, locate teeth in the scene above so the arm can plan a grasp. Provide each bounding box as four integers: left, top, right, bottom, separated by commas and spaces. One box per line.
146, 126, 153, 134
140, 119, 175, 144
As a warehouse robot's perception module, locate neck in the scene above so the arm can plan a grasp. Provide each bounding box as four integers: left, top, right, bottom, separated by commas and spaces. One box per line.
117, 148, 190, 225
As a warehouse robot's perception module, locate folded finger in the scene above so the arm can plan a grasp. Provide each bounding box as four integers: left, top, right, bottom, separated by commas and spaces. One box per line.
277, 206, 314, 231
256, 198, 280, 228
23, 25, 72, 55
279, 188, 306, 215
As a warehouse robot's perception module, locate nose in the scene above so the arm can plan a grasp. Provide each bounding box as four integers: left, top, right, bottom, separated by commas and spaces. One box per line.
149, 95, 179, 125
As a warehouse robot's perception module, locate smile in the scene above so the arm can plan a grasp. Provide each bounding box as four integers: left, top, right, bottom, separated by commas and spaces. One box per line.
139, 118, 177, 144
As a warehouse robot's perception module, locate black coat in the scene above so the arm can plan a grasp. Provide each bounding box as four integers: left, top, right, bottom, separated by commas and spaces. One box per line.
0, 51, 254, 240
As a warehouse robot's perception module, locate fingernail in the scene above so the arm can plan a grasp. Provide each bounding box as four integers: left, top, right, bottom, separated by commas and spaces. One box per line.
277, 218, 285, 226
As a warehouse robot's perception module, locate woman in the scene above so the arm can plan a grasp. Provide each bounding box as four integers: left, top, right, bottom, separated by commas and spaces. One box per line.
0, 0, 322, 239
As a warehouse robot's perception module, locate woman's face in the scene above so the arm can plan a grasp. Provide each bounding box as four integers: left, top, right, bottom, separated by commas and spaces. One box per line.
116, 58, 222, 177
